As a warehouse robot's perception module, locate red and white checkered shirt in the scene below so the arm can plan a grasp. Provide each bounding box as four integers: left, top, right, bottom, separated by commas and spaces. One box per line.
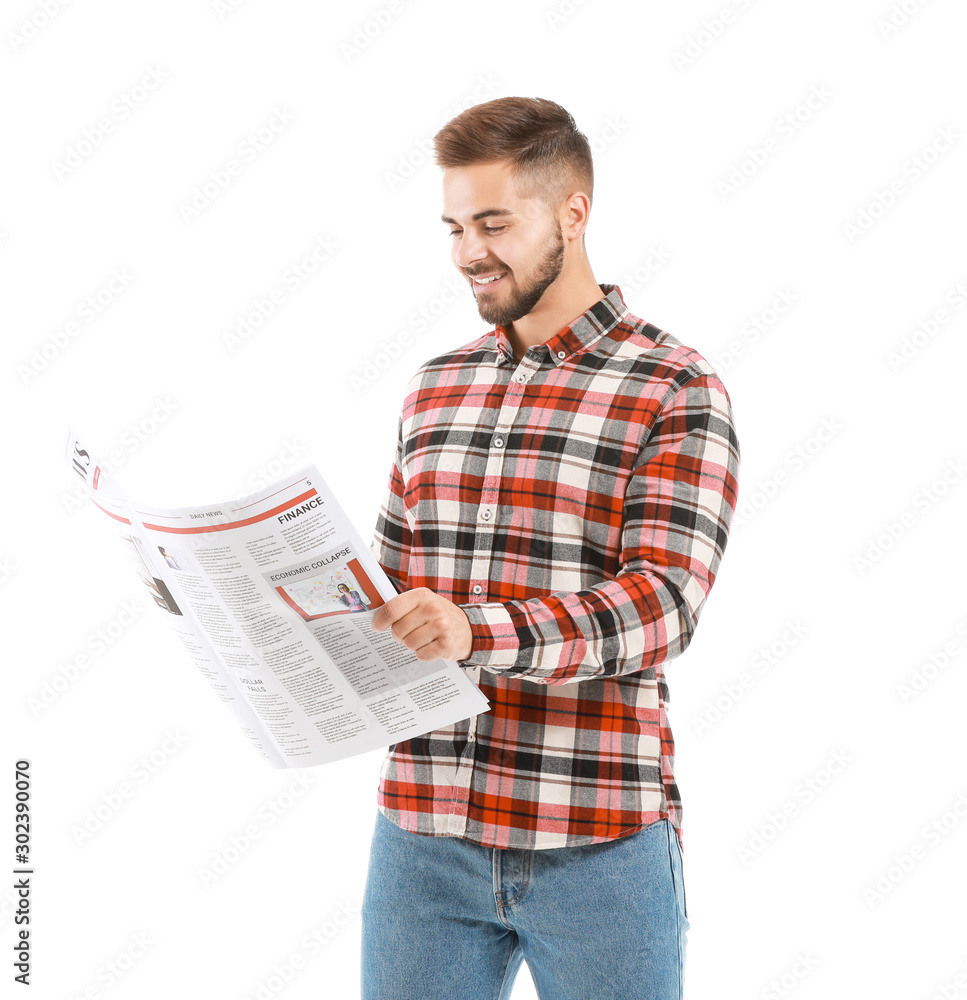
369, 283, 740, 850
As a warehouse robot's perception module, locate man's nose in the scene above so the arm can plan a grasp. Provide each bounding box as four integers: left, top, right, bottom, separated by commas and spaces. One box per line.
453, 231, 489, 270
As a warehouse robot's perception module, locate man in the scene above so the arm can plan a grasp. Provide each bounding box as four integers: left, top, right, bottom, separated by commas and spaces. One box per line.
365, 96, 740, 1000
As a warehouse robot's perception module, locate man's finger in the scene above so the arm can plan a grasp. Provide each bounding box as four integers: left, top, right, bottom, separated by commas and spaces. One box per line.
372, 590, 419, 631
393, 618, 436, 650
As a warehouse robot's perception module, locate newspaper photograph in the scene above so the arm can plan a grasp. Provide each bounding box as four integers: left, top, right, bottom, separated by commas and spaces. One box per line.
63, 430, 491, 768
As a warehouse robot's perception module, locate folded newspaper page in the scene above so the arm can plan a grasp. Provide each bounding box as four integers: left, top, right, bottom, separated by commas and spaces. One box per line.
64, 431, 491, 768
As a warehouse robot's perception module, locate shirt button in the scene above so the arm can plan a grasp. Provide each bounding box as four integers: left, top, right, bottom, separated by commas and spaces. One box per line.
467, 732, 475, 742
493, 436, 504, 447
480, 507, 492, 521
515, 373, 526, 383
557, 350, 566, 359
472, 584, 482, 595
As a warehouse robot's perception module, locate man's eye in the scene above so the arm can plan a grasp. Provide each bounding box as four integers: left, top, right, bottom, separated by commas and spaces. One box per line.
447, 226, 506, 237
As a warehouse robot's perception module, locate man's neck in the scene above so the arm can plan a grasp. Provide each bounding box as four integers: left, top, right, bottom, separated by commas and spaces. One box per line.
506, 274, 605, 358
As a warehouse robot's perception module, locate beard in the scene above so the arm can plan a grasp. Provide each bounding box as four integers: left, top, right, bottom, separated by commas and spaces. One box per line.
471, 217, 565, 327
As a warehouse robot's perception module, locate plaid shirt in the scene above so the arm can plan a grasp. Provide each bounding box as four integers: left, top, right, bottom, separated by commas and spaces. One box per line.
369, 283, 740, 850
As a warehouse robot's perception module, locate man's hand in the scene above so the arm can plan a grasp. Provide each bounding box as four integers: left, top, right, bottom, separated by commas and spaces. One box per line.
371, 587, 473, 662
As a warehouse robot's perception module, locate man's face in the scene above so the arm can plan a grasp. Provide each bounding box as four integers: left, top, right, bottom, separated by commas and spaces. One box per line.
442, 160, 565, 327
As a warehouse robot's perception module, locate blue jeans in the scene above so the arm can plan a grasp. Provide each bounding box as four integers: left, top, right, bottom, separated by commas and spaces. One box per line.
360, 810, 689, 999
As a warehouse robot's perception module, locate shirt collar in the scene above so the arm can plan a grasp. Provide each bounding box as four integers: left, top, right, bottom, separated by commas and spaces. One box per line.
493, 283, 630, 367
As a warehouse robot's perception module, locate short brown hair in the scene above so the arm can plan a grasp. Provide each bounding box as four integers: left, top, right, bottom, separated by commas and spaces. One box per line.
433, 96, 593, 216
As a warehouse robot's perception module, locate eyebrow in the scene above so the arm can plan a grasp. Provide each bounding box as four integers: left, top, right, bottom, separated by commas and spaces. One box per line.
441, 209, 516, 225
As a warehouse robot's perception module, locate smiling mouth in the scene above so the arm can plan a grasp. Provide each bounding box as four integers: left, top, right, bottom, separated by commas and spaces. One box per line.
470, 272, 507, 290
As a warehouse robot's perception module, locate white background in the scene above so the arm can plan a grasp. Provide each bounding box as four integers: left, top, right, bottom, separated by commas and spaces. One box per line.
3, 1, 966, 997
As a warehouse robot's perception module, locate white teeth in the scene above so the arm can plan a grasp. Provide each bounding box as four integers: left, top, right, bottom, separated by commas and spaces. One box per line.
474, 273, 504, 284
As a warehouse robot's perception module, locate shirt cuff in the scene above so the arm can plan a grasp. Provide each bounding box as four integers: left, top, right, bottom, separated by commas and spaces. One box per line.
457, 601, 520, 670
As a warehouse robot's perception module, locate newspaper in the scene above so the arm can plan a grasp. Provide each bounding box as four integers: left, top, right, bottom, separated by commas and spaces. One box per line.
63, 431, 491, 768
